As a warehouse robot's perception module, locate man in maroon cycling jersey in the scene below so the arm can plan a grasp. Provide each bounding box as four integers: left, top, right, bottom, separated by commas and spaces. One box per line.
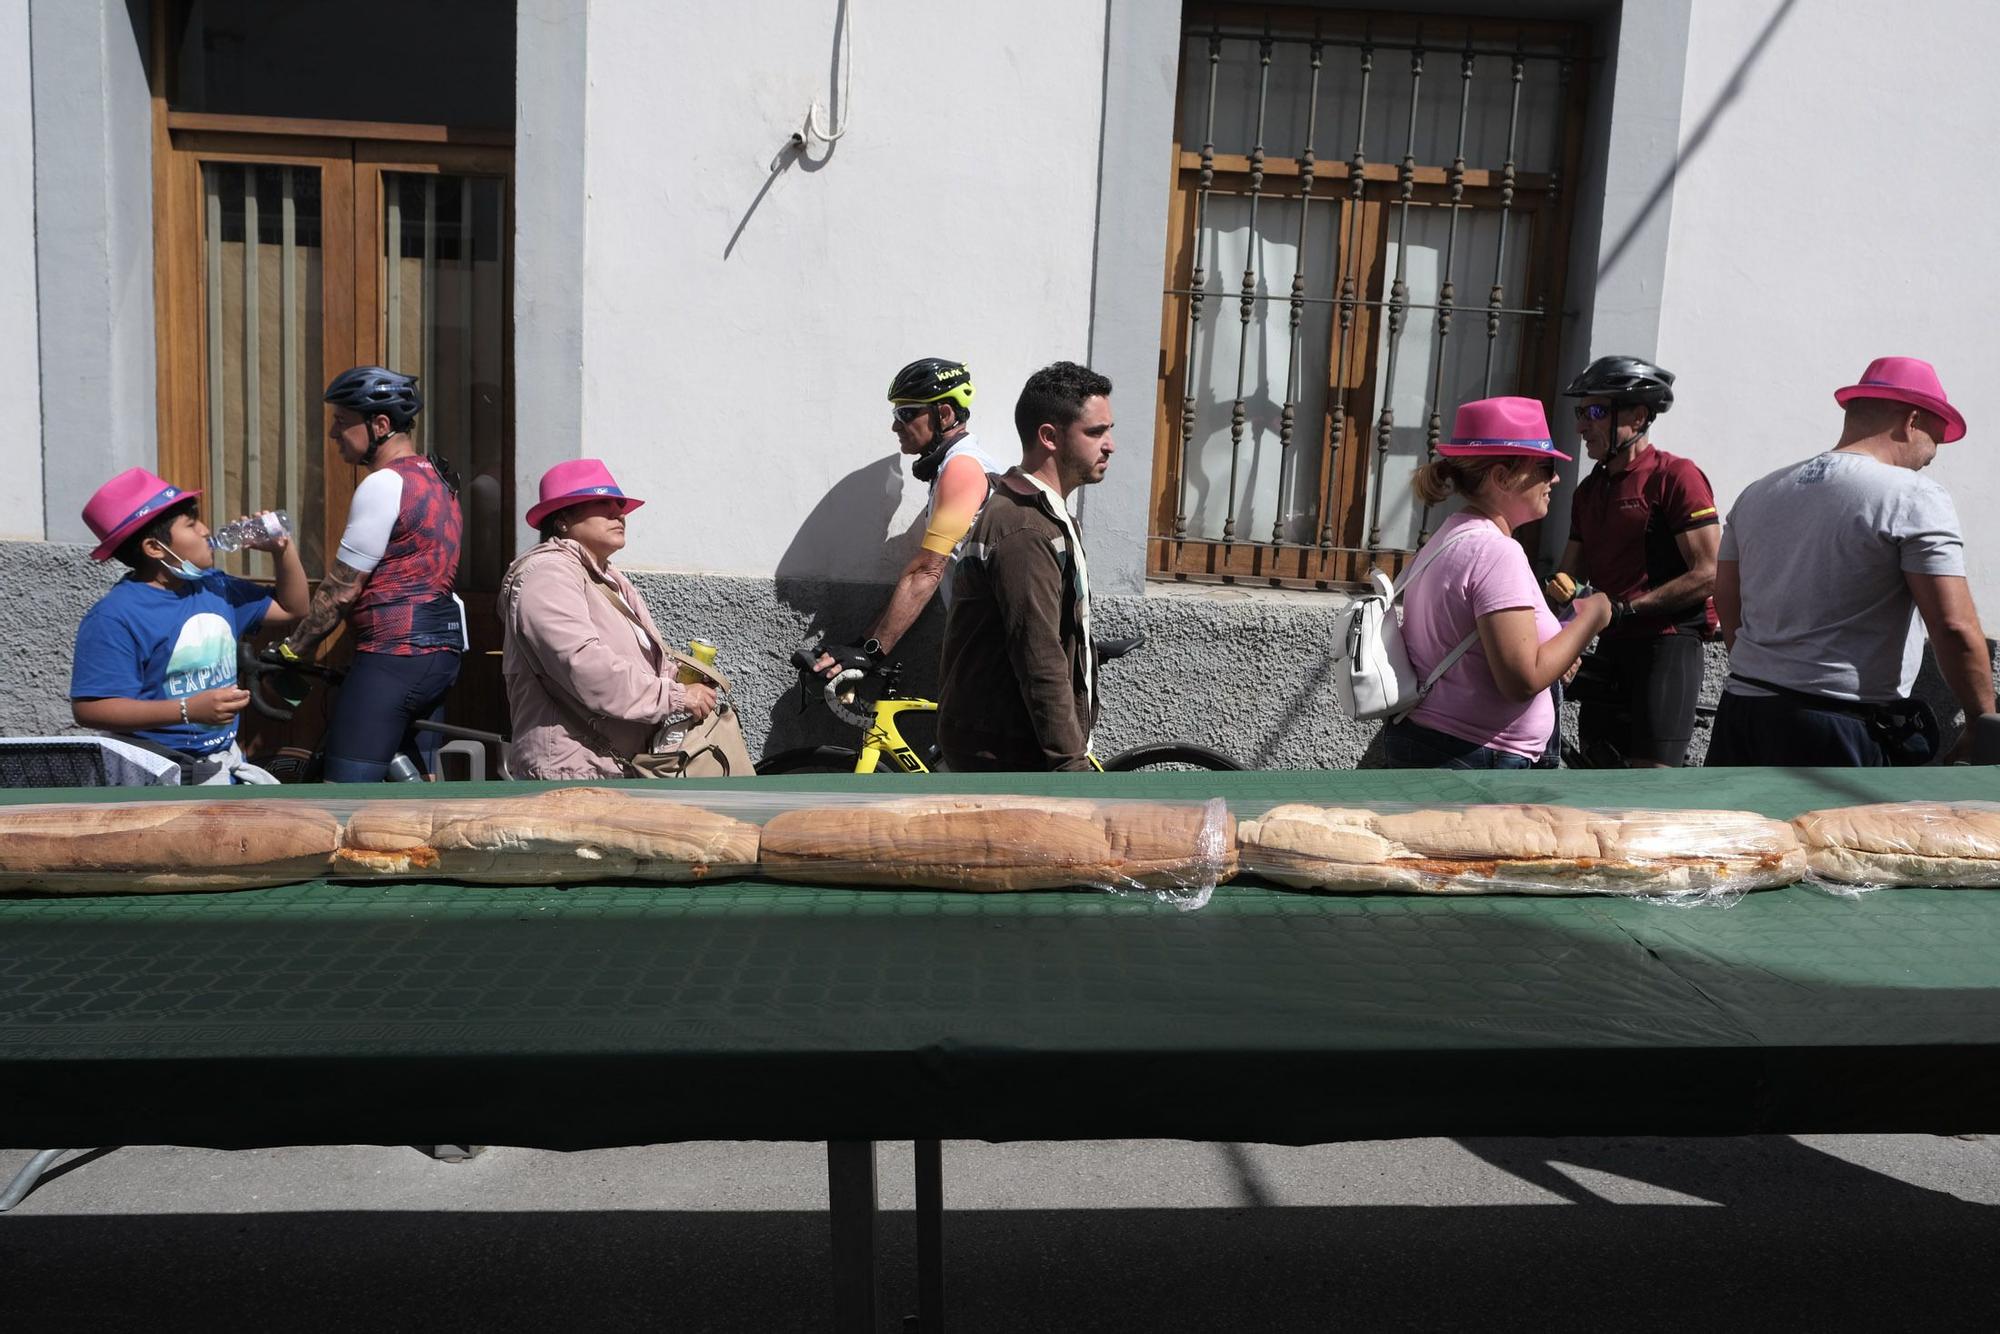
269, 366, 464, 781
1546, 356, 1720, 768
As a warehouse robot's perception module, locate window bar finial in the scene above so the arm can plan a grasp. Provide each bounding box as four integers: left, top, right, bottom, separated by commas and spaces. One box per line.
1221, 34, 1275, 545
1418, 41, 1477, 547
1174, 31, 1225, 542
1363, 39, 1424, 554
1319, 37, 1372, 549
1483, 40, 1526, 393
1274, 39, 1324, 547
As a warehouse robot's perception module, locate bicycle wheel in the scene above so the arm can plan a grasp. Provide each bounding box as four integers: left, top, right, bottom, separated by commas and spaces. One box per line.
756, 746, 863, 775
1100, 742, 1245, 772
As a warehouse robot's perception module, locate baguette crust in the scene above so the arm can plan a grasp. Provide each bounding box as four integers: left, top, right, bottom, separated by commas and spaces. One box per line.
337, 787, 760, 882
1794, 802, 2000, 859
1794, 802, 2000, 886
1240, 803, 1803, 896
760, 798, 1239, 892
0, 800, 342, 893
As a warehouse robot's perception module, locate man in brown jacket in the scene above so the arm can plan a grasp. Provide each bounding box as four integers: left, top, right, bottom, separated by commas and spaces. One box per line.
938, 361, 1116, 771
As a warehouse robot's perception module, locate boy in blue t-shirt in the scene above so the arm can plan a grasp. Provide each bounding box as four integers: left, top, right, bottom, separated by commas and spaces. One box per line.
71, 468, 309, 781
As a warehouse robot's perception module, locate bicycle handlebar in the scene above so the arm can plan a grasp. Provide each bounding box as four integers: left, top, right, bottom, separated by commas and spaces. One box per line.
239, 642, 344, 722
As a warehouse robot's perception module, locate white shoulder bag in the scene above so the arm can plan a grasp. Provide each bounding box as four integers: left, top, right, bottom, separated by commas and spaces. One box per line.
1331, 526, 1483, 721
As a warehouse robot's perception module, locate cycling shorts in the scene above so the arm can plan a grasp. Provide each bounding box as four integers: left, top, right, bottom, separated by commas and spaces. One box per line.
1576, 634, 1706, 767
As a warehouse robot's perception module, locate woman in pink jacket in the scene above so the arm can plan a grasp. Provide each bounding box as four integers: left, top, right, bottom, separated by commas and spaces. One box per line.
499, 461, 716, 779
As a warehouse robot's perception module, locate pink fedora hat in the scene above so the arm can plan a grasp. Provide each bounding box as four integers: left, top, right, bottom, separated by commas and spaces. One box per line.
1833, 356, 1966, 443
526, 458, 646, 530
1438, 396, 1572, 461
82, 467, 202, 562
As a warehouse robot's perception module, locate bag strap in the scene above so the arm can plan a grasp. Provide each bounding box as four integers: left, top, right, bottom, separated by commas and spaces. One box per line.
1418, 631, 1481, 693
1387, 523, 1482, 601
1388, 523, 1483, 693
589, 581, 732, 692
530, 659, 643, 770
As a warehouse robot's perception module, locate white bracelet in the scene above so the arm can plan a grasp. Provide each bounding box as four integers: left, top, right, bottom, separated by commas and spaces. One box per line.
178, 698, 190, 726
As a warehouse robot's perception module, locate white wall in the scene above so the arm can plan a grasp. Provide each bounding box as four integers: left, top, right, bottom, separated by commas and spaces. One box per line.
0, 0, 43, 540
1656, 0, 2000, 621
576, 0, 1106, 581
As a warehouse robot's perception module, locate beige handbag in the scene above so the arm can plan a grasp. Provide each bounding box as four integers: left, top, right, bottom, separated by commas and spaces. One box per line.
628, 646, 758, 779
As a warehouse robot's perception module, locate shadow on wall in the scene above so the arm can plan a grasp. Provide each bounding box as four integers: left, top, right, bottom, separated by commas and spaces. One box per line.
761, 454, 941, 760
1597, 0, 1799, 284
723, 0, 850, 259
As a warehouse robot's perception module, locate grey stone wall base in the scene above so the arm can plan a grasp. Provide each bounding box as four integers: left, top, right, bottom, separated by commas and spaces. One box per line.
0, 540, 125, 737
639, 573, 1376, 770
2, 538, 1992, 773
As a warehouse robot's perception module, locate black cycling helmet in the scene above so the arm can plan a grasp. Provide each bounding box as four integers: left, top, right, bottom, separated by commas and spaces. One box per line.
889, 358, 974, 483
1562, 355, 1675, 414
887, 358, 975, 414
325, 366, 425, 431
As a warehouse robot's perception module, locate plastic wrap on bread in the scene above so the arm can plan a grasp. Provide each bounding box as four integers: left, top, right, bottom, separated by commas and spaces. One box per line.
337, 786, 761, 882
1792, 801, 2000, 892
1238, 803, 1805, 904
10, 788, 1962, 908
758, 795, 1235, 907
0, 799, 344, 893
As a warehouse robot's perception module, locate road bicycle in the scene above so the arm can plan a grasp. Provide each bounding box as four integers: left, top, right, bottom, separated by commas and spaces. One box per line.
757, 633, 1245, 774
238, 642, 507, 781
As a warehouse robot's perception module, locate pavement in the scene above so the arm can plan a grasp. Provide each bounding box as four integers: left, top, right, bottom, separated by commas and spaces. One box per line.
5, 1134, 2000, 1331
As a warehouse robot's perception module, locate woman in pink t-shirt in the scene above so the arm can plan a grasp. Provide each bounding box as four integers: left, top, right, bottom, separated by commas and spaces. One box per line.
1382, 397, 1613, 769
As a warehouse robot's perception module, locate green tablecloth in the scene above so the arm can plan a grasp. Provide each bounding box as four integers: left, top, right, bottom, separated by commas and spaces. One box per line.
2, 768, 1997, 1147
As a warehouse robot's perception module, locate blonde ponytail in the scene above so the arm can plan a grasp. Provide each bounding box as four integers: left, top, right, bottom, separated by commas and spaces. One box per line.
1411, 457, 1461, 507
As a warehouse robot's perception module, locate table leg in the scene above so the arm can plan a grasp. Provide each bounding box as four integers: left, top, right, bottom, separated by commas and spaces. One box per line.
914, 1139, 944, 1332
0, 1149, 76, 1213
827, 1140, 879, 1333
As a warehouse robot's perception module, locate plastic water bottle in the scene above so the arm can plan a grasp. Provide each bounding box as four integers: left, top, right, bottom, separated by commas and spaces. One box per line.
660, 639, 719, 751
210, 509, 293, 552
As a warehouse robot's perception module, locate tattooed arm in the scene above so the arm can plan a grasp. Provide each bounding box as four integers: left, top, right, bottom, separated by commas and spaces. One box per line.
281, 560, 370, 658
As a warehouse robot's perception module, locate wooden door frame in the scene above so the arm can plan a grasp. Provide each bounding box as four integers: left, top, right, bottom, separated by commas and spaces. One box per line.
148, 3, 516, 565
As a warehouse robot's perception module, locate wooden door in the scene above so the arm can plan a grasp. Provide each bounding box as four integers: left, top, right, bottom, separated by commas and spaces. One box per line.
153, 127, 515, 752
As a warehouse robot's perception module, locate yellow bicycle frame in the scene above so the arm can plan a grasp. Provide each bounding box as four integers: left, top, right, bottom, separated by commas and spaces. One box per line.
851, 696, 938, 773
846, 695, 1105, 773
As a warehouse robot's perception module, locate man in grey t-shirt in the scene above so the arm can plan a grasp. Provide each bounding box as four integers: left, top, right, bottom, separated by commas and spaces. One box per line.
1710, 356, 1993, 766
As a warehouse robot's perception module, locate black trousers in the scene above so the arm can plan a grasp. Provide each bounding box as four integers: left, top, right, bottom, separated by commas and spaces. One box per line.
1706, 690, 1889, 767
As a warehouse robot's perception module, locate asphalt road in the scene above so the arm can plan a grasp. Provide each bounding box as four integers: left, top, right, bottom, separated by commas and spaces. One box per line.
5, 1134, 1999, 1331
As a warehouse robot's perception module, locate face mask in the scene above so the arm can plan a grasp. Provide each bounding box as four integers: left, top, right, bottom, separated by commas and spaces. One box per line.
154, 546, 212, 583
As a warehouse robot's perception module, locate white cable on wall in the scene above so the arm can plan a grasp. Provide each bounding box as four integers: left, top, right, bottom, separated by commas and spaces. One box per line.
801, 1, 853, 147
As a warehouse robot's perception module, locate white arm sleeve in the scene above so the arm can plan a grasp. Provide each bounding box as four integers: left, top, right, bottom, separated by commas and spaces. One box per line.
335, 468, 404, 573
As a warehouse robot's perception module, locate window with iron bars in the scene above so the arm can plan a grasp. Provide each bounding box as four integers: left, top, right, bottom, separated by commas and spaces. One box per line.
1150, 5, 1590, 587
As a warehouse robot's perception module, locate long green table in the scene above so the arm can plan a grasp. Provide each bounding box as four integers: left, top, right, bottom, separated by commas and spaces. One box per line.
5, 769, 1998, 1328
4, 766, 1998, 1145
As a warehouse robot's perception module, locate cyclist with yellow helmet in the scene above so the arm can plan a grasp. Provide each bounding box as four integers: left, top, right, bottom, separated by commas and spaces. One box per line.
815, 357, 1000, 676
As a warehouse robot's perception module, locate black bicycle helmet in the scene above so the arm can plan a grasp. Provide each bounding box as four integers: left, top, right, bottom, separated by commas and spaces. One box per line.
887, 358, 975, 414
889, 358, 974, 483
324, 366, 425, 430
1561, 355, 1675, 414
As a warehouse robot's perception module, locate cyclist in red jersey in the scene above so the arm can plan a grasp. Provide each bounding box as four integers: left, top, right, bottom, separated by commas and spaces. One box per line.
1545, 356, 1720, 768
267, 367, 464, 781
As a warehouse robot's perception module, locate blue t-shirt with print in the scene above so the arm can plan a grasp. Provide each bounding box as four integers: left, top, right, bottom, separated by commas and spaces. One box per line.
70, 573, 273, 755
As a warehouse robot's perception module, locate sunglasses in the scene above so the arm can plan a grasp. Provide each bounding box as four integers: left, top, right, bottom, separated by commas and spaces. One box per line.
891, 404, 932, 424
1572, 404, 1614, 422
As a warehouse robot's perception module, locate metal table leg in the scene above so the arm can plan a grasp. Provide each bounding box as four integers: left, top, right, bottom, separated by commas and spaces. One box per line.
827, 1140, 879, 1333
913, 1139, 945, 1333
0, 1149, 78, 1213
